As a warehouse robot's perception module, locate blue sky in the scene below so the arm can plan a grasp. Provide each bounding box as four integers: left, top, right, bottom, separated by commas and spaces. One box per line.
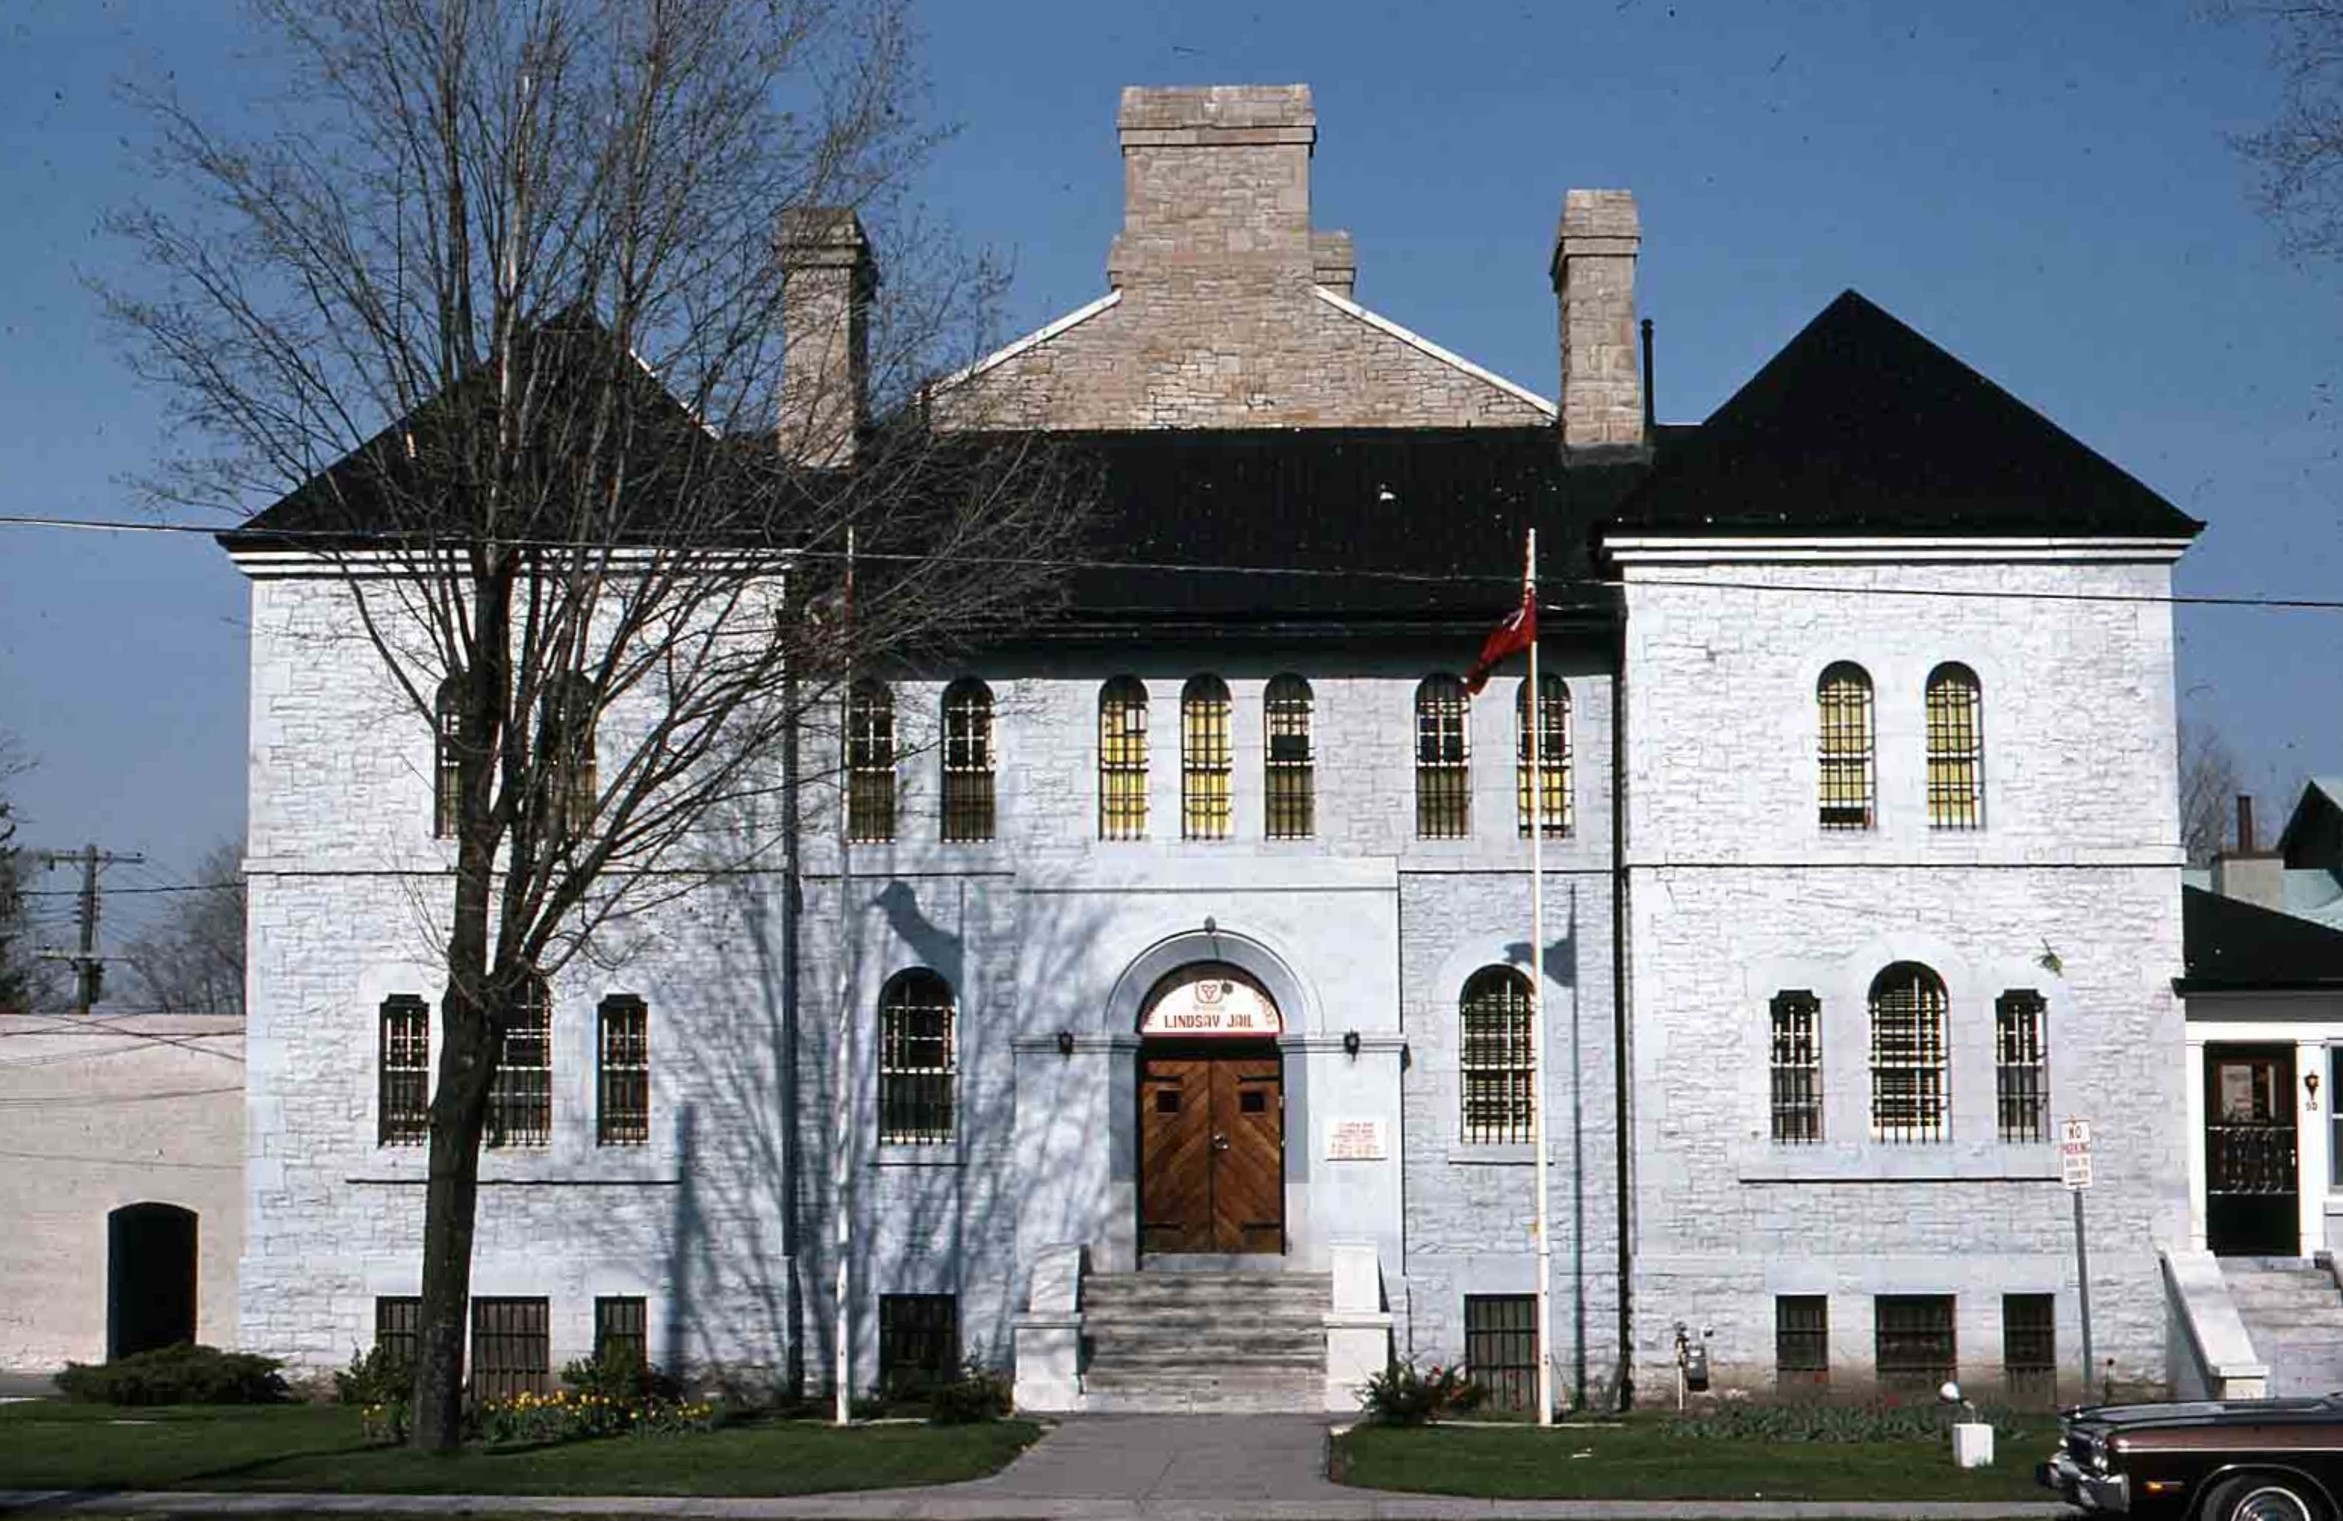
3, 0, 2339, 954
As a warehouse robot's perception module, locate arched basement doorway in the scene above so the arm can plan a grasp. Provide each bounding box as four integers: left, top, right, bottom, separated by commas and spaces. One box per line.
108, 1202, 198, 1360
1137, 963, 1285, 1259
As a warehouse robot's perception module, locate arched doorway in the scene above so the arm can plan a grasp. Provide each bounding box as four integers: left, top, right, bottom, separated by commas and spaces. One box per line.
1137, 964, 1284, 1257
108, 1202, 198, 1359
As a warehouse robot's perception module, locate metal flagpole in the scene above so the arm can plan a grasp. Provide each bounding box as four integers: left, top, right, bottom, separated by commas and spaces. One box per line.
832, 527, 857, 1426
1527, 527, 1554, 1427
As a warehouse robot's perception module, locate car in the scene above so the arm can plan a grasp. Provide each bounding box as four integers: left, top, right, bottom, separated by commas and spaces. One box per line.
2039, 1394, 2343, 1520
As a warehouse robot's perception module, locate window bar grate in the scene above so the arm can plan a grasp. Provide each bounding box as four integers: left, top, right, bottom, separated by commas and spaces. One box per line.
470, 1296, 550, 1402
595, 1296, 648, 1371
379, 995, 431, 1147
1927, 665, 1984, 830
878, 1294, 959, 1394
1465, 1295, 1539, 1412
1516, 676, 1572, 837
846, 681, 897, 843
940, 681, 996, 842
1869, 965, 1947, 1143
1416, 676, 1470, 839
1818, 664, 1875, 830
374, 1296, 422, 1370
879, 972, 956, 1144
1874, 1294, 1956, 1392
1775, 1295, 1829, 1389
1770, 991, 1823, 1144
1995, 990, 2048, 1143
1098, 679, 1148, 840
1460, 968, 1534, 1144
597, 995, 649, 1146
2003, 1293, 2057, 1409
486, 975, 551, 1148
1181, 677, 1232, 840
433, 681, 462, 839
1264, 675, 1314, 840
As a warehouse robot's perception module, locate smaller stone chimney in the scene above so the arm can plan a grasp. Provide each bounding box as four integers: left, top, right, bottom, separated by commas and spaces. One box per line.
2214, 794, 2287, 913
779, 208, 875, 469
1311, 230, 1357, 299
1550, 189, 1645, 459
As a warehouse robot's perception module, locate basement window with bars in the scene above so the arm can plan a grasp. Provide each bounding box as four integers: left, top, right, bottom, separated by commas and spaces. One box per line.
1515, 674, 1572, 837
378, 995, 431, 1147
878, 970, 956, 1145
1776, 1295, 1829, 1390
878, 1294, 958, 1395
1926, 663, 1984, 830
1817, 662, 1876, 830
846, 680, 897, 844
595, 1296, 648, 1371
1181, 676, 1233, 840
1875, 1294, 1956, 1393
374, 1296, 422, 1371
486, 973, 552, 1148
1098, 677, 1149, 840
1416, 675, 1471, 839
597, 995, 649, 1146
1264, 674, 1314, 840
1464, 1295, 1538, 1412
940, 680, 996, 842
1769, 991, 1823, 1144
1995, 990, 2049, 1144
1459, 967, 1534, 1145
2004, 1293, 2057, 1409
470, 1297, 550, 1401
1869, 963, 1948, 1143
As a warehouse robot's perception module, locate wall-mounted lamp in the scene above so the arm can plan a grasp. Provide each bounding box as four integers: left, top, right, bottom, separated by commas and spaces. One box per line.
1055, 1029, 1075, 1059
1343, 1029, 1362, 1060
1400, 1042, 1413, 1072
2309, 1071, 2322, 1111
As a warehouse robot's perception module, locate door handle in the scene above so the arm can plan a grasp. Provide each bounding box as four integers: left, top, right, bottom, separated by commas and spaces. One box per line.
1211, 1133, 1230, 1151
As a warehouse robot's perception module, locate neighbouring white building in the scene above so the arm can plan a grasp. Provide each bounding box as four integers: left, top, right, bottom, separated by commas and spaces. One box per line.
221, 84, 2202, 1412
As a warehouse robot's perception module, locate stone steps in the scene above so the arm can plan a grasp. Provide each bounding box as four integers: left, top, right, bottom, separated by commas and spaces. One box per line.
1079, 1270, 1329, 1413
2225, 1262, 2343, 1397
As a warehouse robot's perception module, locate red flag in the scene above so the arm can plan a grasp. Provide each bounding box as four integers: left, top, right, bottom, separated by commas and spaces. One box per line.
1465, 578, 1536, 695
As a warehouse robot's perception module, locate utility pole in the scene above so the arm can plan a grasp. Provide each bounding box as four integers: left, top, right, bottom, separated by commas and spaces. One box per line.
35, 843, 144, 1015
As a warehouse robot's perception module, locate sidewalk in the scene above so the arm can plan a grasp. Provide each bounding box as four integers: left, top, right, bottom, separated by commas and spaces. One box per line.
0, 1414, 2078, 1520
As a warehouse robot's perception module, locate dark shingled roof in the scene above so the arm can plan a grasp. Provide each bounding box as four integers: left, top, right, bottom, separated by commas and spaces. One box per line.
1605, 290, 2204, 540
2178, 885, 2343, 993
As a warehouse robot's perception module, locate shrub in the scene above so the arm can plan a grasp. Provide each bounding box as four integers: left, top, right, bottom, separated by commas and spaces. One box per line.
334, 1344, 412, 1407
55, 1343, 289, 1406
1359, 1360, 1485, 1426
471, 1385, 722, 1445
561, 1354, 683, 1406
926, 1363, 1012, 1425
1665, 1400, 2034, 1444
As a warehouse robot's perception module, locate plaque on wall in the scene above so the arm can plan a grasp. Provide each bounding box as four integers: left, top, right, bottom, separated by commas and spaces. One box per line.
1324, 1117, 1388, 1161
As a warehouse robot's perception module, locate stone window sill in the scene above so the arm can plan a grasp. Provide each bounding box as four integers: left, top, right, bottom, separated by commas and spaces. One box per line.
1449, 1144, 1536, 1166
873, 1144, 961, 1167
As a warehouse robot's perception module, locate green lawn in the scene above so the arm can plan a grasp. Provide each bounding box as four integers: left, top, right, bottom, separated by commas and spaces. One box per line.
1333, 1419, 2063, 1502
0, 1402, 1040, 1495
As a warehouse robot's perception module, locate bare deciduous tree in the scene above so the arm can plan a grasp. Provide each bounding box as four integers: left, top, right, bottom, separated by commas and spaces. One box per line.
2181, 717, 2248, 865
2225, 1, 2343, 259
117, 841, 247, 1017
105, 0, 1086, 1450
0, 738, 34, 1014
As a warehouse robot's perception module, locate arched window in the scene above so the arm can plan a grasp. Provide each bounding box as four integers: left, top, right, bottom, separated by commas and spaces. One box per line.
487, 971, 552, 1148
940, 679, 995, 843
1515, 674, 1572, 838
1925, 663, 1983, 830
1098, 677, 1149, 840
1817, 663, 1875, 831
878, 969, 956, 1144
1264, 675, 1314, 840
1416, 675, 1470, 839
1459, 967, 1534, 1144
846, 679, 896, 843
1869, 963, 1948, 1143
540, 674, 599, 839
1181, 676, 1233, 840
433, 678, 463, 839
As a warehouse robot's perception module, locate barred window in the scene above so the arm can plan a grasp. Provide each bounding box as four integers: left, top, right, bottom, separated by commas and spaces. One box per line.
433, 678, 463, 839
879, 970, 955, 1144
940, 679, 995, 843
1464, 1295, 1538, 1412
379, 995, 431, 1147
1416, 675, 1470, 839
1776, 1295, 1828, 1390
470, 1296, 550, 1401
1874, 1294, 1956, 1392
595, 1295, 648, 1371
1926, 663, 1984, 830
1818, 662, 1875, 830
1870, 963, 1948, 1143
2004, 1293, 2056, 1409
846, 679, 896, 843
1770, 990, 1822, 1145
1181, 676, 1233, 841
1516, 675, 1572, 837
1995, 989, 2048, 1143
1098, 677, 1149, 840
1460, 966, 1534, 1144
597, 995, 649, 1146
486, 972, 552, 1148
374, 1295, 422, 1371
879, 1294, 958, 1394
541, 673, 598, 840
1264, 675, 1314, 841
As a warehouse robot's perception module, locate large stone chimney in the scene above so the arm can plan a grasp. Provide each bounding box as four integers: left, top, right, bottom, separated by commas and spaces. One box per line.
1550, 189, 1645, 459
2214, 794, 2287, 913
779, 208, 875, 469
1107, 85, 1319, 288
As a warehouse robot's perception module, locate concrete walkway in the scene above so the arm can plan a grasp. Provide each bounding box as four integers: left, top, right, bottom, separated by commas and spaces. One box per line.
0, 1414, 2077, 1520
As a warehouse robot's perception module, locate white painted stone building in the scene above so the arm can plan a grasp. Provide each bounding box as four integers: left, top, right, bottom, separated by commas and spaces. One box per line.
223, 84, 2201, 1410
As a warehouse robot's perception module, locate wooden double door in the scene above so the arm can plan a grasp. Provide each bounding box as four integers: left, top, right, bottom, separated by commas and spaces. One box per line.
1139, 1043, 1285, 1255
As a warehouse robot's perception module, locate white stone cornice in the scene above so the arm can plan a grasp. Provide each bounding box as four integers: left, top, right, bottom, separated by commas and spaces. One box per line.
1604, 535, 2195, 565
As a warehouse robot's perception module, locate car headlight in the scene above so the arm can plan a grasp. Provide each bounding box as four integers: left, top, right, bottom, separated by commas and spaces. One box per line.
2089, 1436, 2112, 1474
